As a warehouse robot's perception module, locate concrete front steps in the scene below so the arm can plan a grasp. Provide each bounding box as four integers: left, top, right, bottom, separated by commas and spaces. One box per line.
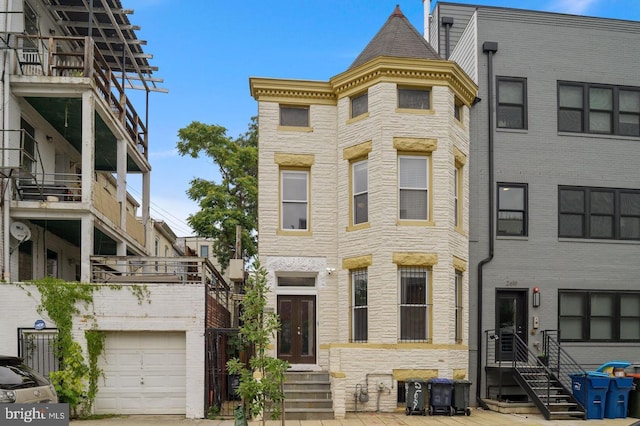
281, 371, 334, 420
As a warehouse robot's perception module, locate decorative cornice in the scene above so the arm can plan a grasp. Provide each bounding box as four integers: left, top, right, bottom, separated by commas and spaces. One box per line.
331, 57, 478, 106
250, 57, 478, 107
250, 77, 336, 105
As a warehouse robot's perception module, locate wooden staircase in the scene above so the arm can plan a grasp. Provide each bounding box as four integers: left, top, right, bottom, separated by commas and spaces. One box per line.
281, 371, 334, 420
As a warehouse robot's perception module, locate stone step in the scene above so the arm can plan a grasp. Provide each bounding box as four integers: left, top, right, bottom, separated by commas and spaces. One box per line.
284, 408, 334, 421
284, 382, 331, 392
285, 371, 330, 381
285, 389, 332, 399
284, 398, 333, 409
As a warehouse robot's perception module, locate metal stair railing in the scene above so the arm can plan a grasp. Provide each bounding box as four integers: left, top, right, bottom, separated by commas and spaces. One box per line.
541, 330, 588, 405
512, 333, 584, 420
541, 330, 583, 389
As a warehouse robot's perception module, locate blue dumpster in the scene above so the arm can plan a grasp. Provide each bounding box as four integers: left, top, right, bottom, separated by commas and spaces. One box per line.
569, 372, 610, 419
605, 376, 634, 419
427, 378, 454, 416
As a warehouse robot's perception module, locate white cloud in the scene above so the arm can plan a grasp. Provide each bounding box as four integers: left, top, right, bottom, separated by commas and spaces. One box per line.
548, 0, 599, 15
149, 148, 178, 159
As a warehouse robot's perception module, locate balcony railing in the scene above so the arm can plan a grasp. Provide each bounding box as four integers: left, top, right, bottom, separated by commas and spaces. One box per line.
15, 172, 81, 202
91, 256, 230, 290
14, 35, 147, 157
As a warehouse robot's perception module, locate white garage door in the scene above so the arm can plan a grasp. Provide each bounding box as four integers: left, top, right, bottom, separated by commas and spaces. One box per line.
95, 331, 186, 414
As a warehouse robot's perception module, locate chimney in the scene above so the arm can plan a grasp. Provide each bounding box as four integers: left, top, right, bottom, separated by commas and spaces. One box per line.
423, 0, 432, 42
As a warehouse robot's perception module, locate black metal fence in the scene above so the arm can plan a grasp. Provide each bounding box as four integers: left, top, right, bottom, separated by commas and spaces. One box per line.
205, 328, 247, 418
17, 328, 59, 379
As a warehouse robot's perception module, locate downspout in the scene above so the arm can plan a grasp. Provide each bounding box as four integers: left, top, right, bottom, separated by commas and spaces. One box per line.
476, 41, 498, 407
441, 17, 453, 59
2, 8, 12, 280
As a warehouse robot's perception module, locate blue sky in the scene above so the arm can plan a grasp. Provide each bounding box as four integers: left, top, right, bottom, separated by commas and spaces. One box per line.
124, 0, 640, 236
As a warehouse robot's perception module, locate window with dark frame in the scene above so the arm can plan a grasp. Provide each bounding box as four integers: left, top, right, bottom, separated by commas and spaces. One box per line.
497, 77, 527, 129
350, 268, 368, 343
559, 290, 640, 342
558, 81, 640, 137
558, 186, 640, 240
399, 266, 429, 342
497, 183, 527, 236
280, 105, 309, 127
351, 92, 368, 118
398, 87, 430, 110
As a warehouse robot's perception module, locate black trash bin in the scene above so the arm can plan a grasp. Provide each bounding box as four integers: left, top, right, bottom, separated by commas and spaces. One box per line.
428, 378, 454, 416
628, 374, 640, 419
452, 379, 472, 416
405, 378, 427, 415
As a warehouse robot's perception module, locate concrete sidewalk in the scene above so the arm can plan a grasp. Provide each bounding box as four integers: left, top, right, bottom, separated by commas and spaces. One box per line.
70, 409, 639, 425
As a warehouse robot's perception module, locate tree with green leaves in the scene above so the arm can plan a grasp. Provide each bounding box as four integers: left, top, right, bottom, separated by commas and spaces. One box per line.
176, 118, 258, 271
227, 262, 289, 424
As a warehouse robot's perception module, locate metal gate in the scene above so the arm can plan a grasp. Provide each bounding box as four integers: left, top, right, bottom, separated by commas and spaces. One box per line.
17, 328, 59, 379
205, 328, 248, 417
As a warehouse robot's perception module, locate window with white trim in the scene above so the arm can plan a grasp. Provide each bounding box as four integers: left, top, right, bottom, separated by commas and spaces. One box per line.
352, 159, 368, 225
281, 170, 309, 230
455, 270, 463, 344
399, 266, 429, 342
399, 156, 428, 220
350, 268, 368, 342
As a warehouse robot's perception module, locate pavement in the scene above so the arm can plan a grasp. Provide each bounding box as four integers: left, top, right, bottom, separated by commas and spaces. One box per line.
70, 409, 640, 426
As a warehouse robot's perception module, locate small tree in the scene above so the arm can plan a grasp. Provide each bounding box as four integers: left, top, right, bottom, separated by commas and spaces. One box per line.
227, 262, 289, 424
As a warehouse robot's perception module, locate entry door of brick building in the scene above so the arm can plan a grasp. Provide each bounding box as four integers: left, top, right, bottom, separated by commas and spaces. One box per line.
496, 290, 528, 362
277, 295, 316, 364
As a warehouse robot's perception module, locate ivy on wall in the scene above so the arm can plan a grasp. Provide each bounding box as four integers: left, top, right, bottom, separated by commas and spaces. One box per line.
16, 277, 150, 417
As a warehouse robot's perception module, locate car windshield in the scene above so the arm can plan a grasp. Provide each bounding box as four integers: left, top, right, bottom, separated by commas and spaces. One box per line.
0, 364, 49, 389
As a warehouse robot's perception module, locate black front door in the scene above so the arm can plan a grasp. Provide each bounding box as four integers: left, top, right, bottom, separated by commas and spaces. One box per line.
277, 295, 316, 364
496, 290, 528, 361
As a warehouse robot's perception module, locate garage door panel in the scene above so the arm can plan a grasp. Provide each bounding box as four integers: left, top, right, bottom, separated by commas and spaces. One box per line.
95, 332, 186, 415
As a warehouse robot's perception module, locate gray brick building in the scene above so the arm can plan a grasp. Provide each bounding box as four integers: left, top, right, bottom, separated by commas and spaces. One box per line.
431, 1, 640, 414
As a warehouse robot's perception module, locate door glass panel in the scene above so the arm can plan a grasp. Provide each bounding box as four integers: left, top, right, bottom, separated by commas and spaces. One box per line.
300, 300, 313, 356
278, 300, 292, 355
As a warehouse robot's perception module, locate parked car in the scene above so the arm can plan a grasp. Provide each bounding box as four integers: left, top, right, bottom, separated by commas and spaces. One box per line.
0, 356, 58, 403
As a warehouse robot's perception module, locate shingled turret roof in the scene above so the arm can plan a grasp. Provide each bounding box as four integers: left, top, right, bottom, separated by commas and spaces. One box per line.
349, 5, 440, 70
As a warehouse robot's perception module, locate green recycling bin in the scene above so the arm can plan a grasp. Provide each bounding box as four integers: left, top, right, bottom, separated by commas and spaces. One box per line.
452, 380, 472, 416
628, 374, 640, 418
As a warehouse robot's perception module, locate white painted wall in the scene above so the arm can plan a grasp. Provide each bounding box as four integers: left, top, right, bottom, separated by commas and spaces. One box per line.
0, 282, 205, 418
